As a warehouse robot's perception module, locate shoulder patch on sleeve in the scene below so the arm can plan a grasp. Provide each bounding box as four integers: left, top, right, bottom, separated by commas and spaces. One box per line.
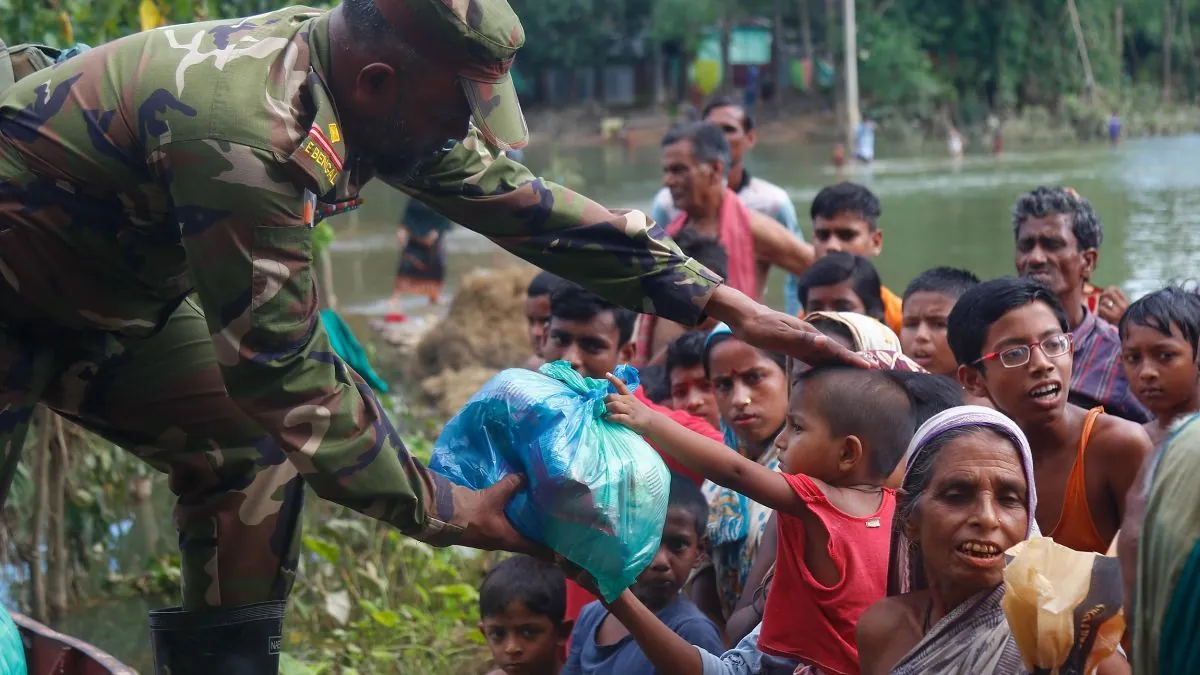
286, 125, 344, 195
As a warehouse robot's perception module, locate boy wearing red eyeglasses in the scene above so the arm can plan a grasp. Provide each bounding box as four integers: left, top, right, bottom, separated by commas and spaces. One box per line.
947, 276, 1152, 555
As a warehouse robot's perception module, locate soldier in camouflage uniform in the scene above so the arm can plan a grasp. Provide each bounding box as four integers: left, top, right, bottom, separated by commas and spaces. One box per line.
0, 0, 857, 669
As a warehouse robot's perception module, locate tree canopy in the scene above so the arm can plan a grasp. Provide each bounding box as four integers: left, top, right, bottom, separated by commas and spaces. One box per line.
3, 0, 1197, 118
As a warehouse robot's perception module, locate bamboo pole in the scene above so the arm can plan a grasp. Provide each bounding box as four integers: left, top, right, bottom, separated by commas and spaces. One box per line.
1066, 0, 1095, 101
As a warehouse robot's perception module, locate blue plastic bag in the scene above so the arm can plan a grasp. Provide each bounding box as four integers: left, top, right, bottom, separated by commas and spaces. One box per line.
430, 362, 670, 601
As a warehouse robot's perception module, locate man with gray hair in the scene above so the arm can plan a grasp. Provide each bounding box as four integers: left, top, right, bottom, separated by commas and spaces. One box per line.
651, 98, 804, 315
658, 121, 813, 303
632, 122, 814, 365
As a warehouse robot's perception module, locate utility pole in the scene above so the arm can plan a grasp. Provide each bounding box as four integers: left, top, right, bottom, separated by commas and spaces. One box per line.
842, 0, 860, 147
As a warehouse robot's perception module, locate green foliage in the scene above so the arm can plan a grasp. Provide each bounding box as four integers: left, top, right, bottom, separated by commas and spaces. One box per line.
855, 7, 944, 118
4, 0, 1195, 122
281, 504, 498, 674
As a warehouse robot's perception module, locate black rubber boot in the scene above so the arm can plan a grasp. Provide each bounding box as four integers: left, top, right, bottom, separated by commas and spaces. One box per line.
149, 600, 286, 675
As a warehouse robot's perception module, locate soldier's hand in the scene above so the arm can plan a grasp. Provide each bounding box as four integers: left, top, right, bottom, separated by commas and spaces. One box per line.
705, 286, 871, 369
456, 474, 550, 557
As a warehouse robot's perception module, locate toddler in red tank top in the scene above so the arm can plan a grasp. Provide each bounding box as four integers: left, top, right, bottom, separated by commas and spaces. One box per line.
593, 363, 962, 675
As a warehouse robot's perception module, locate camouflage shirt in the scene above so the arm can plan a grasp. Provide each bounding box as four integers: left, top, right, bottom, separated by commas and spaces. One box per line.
0, 7, 720, 539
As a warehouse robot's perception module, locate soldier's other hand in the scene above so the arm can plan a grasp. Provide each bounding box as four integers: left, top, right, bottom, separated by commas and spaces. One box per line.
705, 286, 871, 369
457, 474, 551, 558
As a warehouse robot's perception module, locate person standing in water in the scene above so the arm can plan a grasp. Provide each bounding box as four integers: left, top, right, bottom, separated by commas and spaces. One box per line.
855, 116, 878, 163
1108, 112, 1123, 145
947, 126, 964, 159
392, 198, 453, 307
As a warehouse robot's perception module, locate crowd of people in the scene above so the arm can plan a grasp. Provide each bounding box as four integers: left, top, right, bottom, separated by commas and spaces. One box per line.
470, 97, 1200, 675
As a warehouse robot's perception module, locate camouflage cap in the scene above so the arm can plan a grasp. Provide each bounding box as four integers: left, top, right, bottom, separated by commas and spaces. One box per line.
385, 0, 529, 151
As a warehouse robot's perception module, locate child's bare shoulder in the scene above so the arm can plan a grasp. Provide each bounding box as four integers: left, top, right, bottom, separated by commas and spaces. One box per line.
1091, 413, 1153, 460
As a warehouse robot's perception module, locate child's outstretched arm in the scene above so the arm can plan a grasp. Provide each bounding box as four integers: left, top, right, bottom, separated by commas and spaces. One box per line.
605, 590, 705, 675
606, 590, 768, 675
605, 374, 803, 517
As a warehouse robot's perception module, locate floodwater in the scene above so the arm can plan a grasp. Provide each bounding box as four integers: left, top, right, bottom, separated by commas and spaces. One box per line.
331, 133, 1200, 315
28, 133, 1200, 669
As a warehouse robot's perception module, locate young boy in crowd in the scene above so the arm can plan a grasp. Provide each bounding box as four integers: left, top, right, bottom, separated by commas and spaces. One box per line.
562, 473, 723, 675
807, 182, 902, 333
900, 267, 979, 377
601, 364, 944, 673
542, 283, 724, 636
665, 331, 720, 431
480, 555, 572, 675
796, 252, 887, 325
1119, 286, 1200, 445
542, 283, 723, 460
948, 276, 1152, 554
524, 271, 568, 371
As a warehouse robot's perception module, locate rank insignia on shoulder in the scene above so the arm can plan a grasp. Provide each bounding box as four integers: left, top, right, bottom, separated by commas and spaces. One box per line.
327, 123, 341, 143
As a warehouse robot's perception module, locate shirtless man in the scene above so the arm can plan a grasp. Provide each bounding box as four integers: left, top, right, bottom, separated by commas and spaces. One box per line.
948, 277, 1151, 554
659, 121, 814, 303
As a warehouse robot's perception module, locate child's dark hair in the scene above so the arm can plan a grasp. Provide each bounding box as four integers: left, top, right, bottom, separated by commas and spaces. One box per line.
703, 332, 787, 379
809, 182, 881, 230
947, 277, 1069, 369
665, 331, 708, 378
640, 364, 671, 404
675, 228, 729, 280
668, 471, 709, 539
795, 367, 961, 479
479, 555, 566, 623
796, 252, 885, 322
901, 373, 966, 427
1119, 287, 1200, 358
527, 270, 567, 298
549, 283, 637, 345
903, 267, 981, 303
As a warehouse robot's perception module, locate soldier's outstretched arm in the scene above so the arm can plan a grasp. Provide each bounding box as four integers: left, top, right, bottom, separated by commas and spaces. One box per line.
390, 129, 868, 370
161, 139, 534, 553
388, 127, 723, 328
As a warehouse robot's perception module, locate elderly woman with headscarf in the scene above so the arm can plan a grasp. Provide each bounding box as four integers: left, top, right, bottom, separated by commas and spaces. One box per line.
858, 406, 1130, 675
856, 406, 1036, 673
1123, 412, 1200, 674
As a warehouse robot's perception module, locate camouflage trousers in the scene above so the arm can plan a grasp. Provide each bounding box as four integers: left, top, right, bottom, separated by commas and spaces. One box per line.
0, 297, 303, 609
